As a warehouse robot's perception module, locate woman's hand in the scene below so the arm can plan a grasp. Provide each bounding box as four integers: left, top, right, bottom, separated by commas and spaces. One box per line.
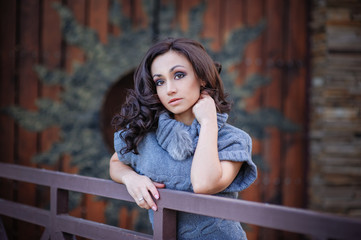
192, 91, 217, 126
109, 152, 165, 211
122, 172, 165, 211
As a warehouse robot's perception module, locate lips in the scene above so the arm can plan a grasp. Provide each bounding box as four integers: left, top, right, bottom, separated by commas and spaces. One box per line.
168, 98, 182, 105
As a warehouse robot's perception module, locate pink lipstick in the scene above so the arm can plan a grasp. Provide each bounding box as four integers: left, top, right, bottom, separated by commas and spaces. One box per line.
168, 98, 182, 105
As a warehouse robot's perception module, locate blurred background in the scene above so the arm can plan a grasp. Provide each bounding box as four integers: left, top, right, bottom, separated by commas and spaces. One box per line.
0, 0, 360, 239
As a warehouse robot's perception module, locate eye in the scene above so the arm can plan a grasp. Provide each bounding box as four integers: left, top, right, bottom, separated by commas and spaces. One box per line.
174, 72, 185, 80
155, 79, 164, 86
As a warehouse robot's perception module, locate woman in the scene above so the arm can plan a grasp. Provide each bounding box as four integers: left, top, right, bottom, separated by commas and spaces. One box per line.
110, 38, 257, 239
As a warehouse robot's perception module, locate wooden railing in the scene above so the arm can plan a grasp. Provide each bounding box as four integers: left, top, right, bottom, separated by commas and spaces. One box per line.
0, 162, 360, 240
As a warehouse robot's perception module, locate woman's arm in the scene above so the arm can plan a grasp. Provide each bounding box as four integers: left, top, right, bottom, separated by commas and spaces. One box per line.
191, 92, 242, 194
109, 152, 165, 211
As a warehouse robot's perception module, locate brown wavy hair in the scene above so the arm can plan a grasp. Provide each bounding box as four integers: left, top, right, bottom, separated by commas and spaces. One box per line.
112, 37, 231, 154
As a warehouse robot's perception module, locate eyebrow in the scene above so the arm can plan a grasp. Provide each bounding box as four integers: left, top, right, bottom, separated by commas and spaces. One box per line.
152, 65, 185, 78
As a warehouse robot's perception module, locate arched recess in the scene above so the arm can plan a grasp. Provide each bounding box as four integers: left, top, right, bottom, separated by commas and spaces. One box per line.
101, 70, 134, 152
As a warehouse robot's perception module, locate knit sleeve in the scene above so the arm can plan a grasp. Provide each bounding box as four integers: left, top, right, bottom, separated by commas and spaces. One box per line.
113, 130, 133, 165
218, 125, 257, 192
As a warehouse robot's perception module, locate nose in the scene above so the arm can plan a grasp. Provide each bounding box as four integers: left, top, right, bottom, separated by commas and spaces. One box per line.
167, 80, 176, 95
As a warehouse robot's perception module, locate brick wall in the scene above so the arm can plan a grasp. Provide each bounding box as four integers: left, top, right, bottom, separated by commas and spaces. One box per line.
309, 0, 361, 217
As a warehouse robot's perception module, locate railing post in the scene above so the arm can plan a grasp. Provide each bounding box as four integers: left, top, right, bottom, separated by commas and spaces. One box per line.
0, 217, 8, 240
50, 187, 73, 240
153, 208, 177, 240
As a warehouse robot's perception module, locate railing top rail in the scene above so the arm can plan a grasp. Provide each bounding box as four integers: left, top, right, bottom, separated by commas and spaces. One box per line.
1, 162, 361, 240
0, 162, 133, 202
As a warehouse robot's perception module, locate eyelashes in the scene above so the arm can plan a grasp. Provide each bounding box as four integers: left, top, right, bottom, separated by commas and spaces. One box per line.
174, 71, 186, 80
155, 79, 164, 86
154, 71, 187, 86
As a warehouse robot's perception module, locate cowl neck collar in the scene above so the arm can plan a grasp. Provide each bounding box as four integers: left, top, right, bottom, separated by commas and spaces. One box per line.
156, 112, 228, 161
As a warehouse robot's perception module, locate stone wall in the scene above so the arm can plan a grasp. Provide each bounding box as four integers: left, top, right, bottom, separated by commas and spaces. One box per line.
309, 0, 361, 217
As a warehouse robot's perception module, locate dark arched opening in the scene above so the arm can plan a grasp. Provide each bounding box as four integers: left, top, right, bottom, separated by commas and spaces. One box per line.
100, 70, 134, 152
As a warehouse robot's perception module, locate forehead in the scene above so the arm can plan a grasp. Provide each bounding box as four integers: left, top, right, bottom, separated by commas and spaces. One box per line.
151, 51, 191, 74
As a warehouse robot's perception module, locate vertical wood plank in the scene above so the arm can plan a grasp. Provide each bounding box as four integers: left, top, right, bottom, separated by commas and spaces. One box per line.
0, 0, 16, 165
120, 0, 131, 26
109, 0, 130, 36
17, 0, 40, 156
264, 0, 286, 202
84, 194, 106, 224
0, 0, 17, 165
222, 0, 245, 84
108, 0, 120, 36
113, 0, 133, 36
133, 0, 148, 29
283, 0, 307, 209
65, 0, 86, 73
282, 1, 308, 239
35, 0, 63, 228
202, 0, 222, 51
240, 0, 264, 198
176, 0, 201, 32
261, 0, 286, 239
89, 0, 109, 44
240, 1, 264, 239
0, 1, 17, 237
223, 0, 244, 36
17, 1, 41, 239
263, 0, 284, 205
226, 0, 248, 86
17, 0, 39, 184
244, 0, 264, 111
119, 207, 129, 229
40, 0, 62, 161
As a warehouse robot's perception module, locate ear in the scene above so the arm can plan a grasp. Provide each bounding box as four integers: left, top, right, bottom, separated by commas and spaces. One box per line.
200, 81, 206, 87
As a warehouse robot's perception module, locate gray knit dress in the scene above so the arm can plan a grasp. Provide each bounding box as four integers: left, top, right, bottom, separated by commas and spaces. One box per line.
114, 112, 257, 239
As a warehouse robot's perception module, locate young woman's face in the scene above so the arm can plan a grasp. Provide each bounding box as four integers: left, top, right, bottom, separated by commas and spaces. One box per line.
151, 50, 202, 125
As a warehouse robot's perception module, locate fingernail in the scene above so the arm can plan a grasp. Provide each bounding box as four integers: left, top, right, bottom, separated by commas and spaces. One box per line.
155, 194, 159, 199
152, 206, 157, 211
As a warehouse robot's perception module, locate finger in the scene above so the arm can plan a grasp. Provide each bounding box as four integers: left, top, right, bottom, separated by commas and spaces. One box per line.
142, 189, 158, 211
153, 182, 165, 189
137, 196, 145, 204
148, 183, 163, 200
129, 187, 151, 209
137, 194, 151, 209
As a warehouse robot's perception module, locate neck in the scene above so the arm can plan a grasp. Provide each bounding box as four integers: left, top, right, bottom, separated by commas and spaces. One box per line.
174, 111, 195, 126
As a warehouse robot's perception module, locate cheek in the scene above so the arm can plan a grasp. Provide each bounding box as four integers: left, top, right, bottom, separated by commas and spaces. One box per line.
191, 82, 201, 98
189, 86, 201, 103
156, 88, 167, 104
193, 91, 201, 102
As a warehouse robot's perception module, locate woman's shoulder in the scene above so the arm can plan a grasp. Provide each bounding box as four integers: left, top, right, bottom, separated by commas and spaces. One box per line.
114, 129, 157, 147
219, 123, 251, 142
